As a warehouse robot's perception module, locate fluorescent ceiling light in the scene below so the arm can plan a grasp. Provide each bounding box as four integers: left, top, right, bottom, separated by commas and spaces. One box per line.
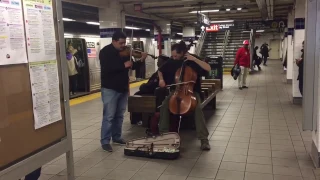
63, 18, 75, 21
237, 8, 242, 10
176, 33, 183, 35
257, 30, 265, 32
145, 29, 150, 31
86, 22, 100, 25
167, 24, 171, 26
125, 26, 141, 30
189, 9, 219, 13
211, 20, 234, 23
226, 9, 231, 11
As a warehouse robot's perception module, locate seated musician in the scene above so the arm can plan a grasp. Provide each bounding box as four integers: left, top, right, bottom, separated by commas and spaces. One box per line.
158, 41, 212, 151
131, 55, 170, 125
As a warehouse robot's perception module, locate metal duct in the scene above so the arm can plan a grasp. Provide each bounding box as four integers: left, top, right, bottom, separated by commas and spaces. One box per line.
256, 0, 269, 20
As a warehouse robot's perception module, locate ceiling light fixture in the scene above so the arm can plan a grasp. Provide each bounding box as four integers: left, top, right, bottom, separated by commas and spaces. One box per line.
176, 33, 183, 35
189, 9, 219, 13
145, 29, 150, 31
125, 26, 141, 30
256, 30, 265, 32
237, 8, 242, 10
63, 18, 75, 21
86, 22, 100, 25
211, 20, 234, 23
226, 8, 231, 11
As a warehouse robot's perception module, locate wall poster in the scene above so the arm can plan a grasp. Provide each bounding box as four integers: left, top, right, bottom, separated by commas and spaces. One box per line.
0, 0, 28, 65
22, 0, 62, 129
23, 0, 56, 62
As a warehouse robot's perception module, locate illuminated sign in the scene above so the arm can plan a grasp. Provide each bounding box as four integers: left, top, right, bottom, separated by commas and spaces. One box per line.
197, 13, 210, 27
206, 24, 219, 32
205, 23, 235, 32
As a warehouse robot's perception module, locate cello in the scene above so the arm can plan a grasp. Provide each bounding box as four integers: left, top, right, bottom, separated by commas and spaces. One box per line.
168, 40, 198, 116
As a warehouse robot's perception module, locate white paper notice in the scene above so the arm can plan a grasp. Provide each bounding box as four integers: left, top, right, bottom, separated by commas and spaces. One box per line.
0, 0, 28, 65
23, 0, 56, 62
29, 60, 62, 129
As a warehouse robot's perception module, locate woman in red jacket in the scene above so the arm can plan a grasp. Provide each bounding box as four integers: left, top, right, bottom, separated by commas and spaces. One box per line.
234, 40, 250, 90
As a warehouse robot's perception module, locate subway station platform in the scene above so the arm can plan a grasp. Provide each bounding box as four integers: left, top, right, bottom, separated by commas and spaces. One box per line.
39, 60, 316, 180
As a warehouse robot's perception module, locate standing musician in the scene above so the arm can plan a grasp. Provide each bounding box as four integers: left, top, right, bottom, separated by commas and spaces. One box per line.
157, 41, 212, 151
99, 31, 148, 152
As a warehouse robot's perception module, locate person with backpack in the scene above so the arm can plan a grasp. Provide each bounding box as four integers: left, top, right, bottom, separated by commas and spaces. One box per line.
234, 40, 250, 90
253, 46, 262, 71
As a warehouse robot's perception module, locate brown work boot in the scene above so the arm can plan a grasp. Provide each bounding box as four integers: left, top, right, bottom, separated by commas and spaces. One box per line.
200, 139, 211, 151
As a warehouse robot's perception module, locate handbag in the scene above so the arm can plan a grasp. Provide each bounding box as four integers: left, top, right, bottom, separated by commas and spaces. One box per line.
231, 64, 241, 80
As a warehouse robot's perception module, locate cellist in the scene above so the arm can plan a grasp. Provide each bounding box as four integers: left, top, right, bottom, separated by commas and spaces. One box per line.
157, 41, 212, 151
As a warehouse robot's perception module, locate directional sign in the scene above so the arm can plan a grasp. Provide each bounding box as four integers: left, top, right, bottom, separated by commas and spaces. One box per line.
241, 20, 288, 30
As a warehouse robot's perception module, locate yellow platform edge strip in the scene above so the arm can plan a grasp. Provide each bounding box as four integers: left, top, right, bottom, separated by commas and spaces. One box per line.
70, 80, 148, 106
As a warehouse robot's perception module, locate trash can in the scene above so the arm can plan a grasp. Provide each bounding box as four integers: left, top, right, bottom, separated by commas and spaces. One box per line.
204, 56, 223, 89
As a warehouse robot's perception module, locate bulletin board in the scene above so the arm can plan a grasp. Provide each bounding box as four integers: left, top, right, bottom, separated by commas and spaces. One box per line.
0, 0, 67, 171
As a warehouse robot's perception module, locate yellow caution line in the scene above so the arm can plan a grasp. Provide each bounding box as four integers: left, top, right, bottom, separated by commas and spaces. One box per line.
70, 80, 148, 106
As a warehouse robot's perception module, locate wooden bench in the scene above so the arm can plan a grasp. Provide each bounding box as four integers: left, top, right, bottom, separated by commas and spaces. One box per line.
128, 79, 221, 127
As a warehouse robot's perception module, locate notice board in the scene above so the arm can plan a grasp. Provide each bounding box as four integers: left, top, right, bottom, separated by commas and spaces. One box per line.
0, 0, 66, 170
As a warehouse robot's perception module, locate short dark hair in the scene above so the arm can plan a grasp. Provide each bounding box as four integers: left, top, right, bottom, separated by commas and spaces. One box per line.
171, 41, 188, 54
112, 31, 127, 41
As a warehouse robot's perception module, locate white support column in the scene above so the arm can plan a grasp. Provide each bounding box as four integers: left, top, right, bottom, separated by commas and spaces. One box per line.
307, 0, 320, 168
292, 0, 306, 103
154, 20, 171, 67
287, 10, 294, 82
99, 1, 125, 47
183, 26, 196, 54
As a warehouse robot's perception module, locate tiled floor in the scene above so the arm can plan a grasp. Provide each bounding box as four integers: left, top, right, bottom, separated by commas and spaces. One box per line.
39, 60, 317, 180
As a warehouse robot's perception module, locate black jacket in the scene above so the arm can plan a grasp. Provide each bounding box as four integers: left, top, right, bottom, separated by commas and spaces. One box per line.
99, 44, 129, 93
297, 49, 304, 81
139, 71, 159, 94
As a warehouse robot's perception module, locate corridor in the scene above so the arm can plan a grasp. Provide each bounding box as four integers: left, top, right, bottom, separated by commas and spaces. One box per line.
40, 60, 316, 180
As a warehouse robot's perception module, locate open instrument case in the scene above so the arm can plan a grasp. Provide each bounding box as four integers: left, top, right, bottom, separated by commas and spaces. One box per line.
124, 132, 180, 160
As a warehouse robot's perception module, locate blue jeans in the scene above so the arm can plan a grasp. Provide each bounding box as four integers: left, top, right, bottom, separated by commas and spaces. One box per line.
101, 88, 128, 145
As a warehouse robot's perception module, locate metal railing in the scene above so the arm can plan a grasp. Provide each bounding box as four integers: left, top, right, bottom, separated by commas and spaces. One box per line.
195, 30, 207, 56
221, 30, 230, 59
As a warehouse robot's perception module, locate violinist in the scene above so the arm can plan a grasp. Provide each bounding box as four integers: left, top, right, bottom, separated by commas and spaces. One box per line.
99, 31, 131, 152
158, 41, 212, 151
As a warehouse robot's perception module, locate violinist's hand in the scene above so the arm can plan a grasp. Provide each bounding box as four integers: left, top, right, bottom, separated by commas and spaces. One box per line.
124, 61, 133, 68
184, 53, 196, 61
159, 79, 166, 88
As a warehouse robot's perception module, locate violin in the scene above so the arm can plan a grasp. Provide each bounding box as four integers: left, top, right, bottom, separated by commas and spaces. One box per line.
168, 40, 198, 116
119, 46, 157, 59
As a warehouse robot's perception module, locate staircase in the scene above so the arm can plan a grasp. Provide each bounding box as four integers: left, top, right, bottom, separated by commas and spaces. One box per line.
199, 30, 251, 73
200, 31, 226, 58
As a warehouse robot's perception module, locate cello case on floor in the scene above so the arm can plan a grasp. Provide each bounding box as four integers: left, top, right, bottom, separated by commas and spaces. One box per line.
124, 132, 180, 160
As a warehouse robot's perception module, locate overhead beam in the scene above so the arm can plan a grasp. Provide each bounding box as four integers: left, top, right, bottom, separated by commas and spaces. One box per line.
255, 0, 269, 20
266, 0, 274, 20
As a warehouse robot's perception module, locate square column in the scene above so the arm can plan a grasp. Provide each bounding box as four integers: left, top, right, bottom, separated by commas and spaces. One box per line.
154, 21, 171, 69
292, 0, 306, 103
99, 1, 125, 47
305, 0, 320, 168
286, 10, 294, 82
183, 27, 196, 54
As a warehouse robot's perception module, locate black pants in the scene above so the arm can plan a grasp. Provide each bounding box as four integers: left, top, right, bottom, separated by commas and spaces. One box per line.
25, 168, 41, 180
263, 56, 268, 65
135, 62, 146, 79
69, 75, 77, 94
299, 79, 303, 96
